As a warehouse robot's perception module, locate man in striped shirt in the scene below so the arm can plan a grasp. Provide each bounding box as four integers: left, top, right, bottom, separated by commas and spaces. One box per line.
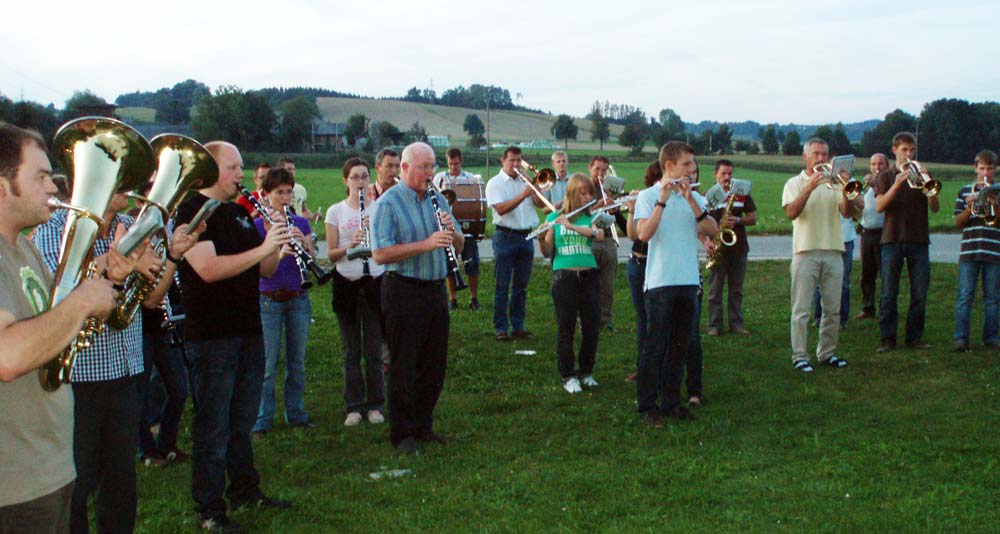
952, 149, 1000, 352
371, 142, 464, 455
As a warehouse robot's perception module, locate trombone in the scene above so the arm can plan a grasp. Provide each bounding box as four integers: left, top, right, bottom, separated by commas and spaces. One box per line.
514, 160, 558, 212
900, 159, 941, 197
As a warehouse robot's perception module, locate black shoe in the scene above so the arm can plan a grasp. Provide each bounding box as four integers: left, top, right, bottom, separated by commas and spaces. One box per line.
511, 330, 535, 340
876, 340, 896, 353
199, 514, 242, 533
954, 341, 971, 352
290, 421, 315, 430
395, 437, 422, 455
448, 299, 459, 311
417, 431, 448, 445
232, 495, 292, 512
469, 298, 480, 311
664, 405, 695, 421
639, 410, 663, 428
905, 340, 931, 350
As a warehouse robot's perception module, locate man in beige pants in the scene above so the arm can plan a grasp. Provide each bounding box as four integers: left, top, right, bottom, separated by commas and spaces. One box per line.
781, 138, 863, 372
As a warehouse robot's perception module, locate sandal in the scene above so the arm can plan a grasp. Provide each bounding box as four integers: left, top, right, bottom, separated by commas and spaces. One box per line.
793, 360, 814, 373
823, 355, 848, 368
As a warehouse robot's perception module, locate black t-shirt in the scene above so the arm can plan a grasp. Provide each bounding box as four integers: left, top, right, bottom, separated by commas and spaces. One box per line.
141, 284, 184, 336
174, 194, 263, 341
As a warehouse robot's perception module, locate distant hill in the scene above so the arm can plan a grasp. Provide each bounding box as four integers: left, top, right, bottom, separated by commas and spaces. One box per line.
316, 97, 625, 149
685, 119, 881, 142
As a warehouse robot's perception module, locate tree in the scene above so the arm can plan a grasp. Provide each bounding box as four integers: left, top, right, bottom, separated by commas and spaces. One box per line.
590, 105, 610, 150
760, 125, 779, 154
781, 130, 802, 156
463, 114, 485, 148
831, 123, 852, 156
378, 121, 403, 145
714, 124, 733, 154
279, 96, 320, 151
860, 109, 917, 156
190, 86, 275, 150
344, 113, 368, 147
406, 121, 428, 143
62, 90, 109, 121
746, 141, 760, 155
658, 108, 685, 139
154, 79, 210, 123
618, 115, 649, 155
551, 114, 578, 149
0, 96, 59, 144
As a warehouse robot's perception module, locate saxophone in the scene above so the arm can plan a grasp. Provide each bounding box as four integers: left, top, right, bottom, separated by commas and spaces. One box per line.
704, 193, 738, 272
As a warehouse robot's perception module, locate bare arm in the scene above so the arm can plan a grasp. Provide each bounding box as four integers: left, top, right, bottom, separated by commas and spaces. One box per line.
739, 210, 757, 226
875, 173, 908, 213
184, 220, 289, 283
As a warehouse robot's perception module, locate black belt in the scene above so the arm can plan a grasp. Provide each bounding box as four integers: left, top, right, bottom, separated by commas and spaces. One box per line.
631, 253, 647, 263
862, 227, 883, 233
496, 226, 531, 236
262, 289, 303, 302
386, 272, 444, 288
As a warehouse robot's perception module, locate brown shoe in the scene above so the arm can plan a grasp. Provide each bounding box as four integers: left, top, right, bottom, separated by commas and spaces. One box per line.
706, 327, 721, 336
853, 310, 875, 320
639, 411, 663, 428
905, 340, 932, 350
729, 327, 750, 335
495, 332, 510, 342
985, 342, 1000, 350
624, 371, 638, 382
511, 330, 535, 340
954, 341, 971, 352
876, 340, 896, 353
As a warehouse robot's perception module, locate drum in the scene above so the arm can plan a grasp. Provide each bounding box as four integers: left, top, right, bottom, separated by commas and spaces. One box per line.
444, 177, 486, 239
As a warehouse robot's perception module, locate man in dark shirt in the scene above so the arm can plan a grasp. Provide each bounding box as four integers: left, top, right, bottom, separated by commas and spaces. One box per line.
874, 132, 939, 352
704, 160, 756, 336
175, 141, 293, 532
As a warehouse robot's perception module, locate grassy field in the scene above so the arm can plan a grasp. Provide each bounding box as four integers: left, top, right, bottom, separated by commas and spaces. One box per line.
273, 162, 967, 239
134, 260, 1000, 532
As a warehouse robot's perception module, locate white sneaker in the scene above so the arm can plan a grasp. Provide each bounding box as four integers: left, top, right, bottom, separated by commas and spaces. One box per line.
563, 377, 582, 394
580, 375, 599, 388
344, 412, 363, 427
366, 410, 384, 424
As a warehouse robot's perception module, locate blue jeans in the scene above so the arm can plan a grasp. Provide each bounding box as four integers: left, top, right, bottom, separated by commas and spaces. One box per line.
813, 240, 854, 325
492, 229, 534, 334
954, 261, 1000, 345
879, 242, 930, 344
254, 293, 311, 431
626, 257, 647, 368
636, 285, 697, 414
186, 336, 265, 518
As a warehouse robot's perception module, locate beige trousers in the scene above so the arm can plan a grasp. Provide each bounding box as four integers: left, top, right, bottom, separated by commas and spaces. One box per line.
790, 250, 843, 362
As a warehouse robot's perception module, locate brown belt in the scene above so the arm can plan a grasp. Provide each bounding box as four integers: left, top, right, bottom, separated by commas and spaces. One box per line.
262, 289, 303, 302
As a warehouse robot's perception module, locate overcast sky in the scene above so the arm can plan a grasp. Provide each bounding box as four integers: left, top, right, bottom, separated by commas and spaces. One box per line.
2, 0, 997, 125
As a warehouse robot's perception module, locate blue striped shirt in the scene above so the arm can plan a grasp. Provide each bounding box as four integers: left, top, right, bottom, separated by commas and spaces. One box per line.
371, 182, 454, 280
954, 183, 1000, 263
32, 210, 144, 382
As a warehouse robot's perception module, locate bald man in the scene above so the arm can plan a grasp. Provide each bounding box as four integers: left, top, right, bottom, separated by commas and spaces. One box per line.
174, 141, 293, 531
371, 142, 463, 455
855, 153, 888, 320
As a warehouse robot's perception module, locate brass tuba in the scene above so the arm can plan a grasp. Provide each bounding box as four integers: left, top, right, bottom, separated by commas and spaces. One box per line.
107, 134, 218, 329
40, 117, 154, 391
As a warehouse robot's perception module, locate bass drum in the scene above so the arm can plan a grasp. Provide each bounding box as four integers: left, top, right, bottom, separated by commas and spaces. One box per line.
444, 177, 487, 240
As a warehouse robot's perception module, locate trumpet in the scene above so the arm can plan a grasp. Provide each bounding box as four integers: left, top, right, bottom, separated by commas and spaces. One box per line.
900, 159, 941, 197
238, 184, 332, 286
970, 182, 1000, 226
515, 160, 558, 212
814, 155, 862, 200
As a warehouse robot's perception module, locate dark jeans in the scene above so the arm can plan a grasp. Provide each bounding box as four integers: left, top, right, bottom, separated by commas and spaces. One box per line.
859, 229, 882, 314
636, 285, 697, 414
382, 274, 449, 445
0, 482, 73, 534
138, 330, 188, 456
686, 285, 704, 397
551, 269, 601, 378
707, 250, 748, 330
813, 240, 855, 325
335, 281, 385, 413
625, 257, 646, 368
186, 336, 265, 519
879, 242, 930, 344
492, 228, 534, 334
71, 377, 139, 534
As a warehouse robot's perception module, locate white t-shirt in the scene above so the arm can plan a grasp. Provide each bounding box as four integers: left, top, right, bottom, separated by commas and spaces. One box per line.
633, 184, 707, 290
485, 170, 539, 230
433, 170, 474, 191
292, 183, 308, 214
781, 171, 845, 254
325, 201, 385, 281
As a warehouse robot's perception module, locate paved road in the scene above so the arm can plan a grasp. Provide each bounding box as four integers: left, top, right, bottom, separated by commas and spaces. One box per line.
317, 233, 963, 264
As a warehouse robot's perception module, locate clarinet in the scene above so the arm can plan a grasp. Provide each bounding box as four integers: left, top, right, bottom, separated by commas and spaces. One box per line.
237, 185, 332, 286
345, 187, 373, 276
283, 205, 314, 290
427, 185, 468, 291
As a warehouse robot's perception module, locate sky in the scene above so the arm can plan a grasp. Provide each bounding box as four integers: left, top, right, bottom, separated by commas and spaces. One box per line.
2, 0, 997, 125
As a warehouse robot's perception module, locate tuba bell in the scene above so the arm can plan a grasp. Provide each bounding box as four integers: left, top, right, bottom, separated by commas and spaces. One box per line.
108, 134, 219, 330
40, 117, 155, 391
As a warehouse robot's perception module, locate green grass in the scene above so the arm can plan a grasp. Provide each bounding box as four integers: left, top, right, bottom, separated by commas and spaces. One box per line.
116, 107, 157, 123
134, 260, 1000, 532
258, 163, 966, 239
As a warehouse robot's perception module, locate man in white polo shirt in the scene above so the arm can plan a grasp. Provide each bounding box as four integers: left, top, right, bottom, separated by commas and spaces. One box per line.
485, 146, 545, 341
633, 141, 717, 427
782, 138, 863, 373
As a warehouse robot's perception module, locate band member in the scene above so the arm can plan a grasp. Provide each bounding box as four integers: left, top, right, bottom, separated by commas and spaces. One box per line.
370, 148, 401, 202
279, 158, 318, 222
624, 161, 661, 382
175, 141, 293, 531
855, 154, 888, 320
537, 173, 604, 393
236, 162, 271, 217
326, 157, 386, 426
251, 168, 315, 435
371, 142, 464, 455
589, 156, 627, 332
875, 132, 939, 352
953, 150, 1000, 352
705, 160, 756, 336
782, 138, 862, 372
543, 150, 571, 212
433, 148, 482, 311
485, 146, 544, 341
633, 142, 717, 427
0, 124, 118, 534
813, 211, 858, 330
